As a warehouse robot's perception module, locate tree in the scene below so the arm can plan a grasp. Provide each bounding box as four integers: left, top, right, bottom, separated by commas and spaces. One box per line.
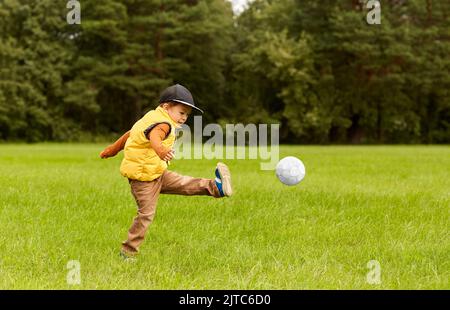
66, 0, 234, 135
0, 0, 71, 141
231, 0, 450, 143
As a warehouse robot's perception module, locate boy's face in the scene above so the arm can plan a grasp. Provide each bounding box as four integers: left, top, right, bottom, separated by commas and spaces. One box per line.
163, 103, 192, 125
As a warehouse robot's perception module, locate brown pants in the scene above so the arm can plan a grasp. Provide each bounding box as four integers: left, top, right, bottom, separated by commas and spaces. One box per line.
122, 170, 221, 254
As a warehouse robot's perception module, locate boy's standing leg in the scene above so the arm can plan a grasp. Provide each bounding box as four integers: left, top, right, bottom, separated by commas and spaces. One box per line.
121, 178, 163, 256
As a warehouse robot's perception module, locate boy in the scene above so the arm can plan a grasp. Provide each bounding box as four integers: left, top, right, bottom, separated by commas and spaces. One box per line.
100, 84, 232, 260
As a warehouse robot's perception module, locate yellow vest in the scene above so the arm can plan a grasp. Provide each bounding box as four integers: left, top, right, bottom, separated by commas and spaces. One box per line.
120, 106, 179, 181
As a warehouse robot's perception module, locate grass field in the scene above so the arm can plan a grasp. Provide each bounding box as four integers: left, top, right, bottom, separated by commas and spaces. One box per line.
0, 144, 448, 289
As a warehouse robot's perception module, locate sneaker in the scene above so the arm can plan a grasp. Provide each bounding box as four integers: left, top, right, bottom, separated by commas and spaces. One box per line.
120, 250, 137, 262
215, 162, 233, 197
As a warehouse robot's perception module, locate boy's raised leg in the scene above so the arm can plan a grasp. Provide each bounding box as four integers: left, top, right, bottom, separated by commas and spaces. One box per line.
160, 170, 221, 197
160, 163, 232, 198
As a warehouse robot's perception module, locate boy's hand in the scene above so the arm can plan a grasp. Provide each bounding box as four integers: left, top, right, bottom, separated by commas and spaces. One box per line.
100, 131, 130, 159
163, 149, 175, 162
100, 145, 115, 158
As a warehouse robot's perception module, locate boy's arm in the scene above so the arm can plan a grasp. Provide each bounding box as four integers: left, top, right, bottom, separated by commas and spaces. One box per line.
100, 131, 130, 159
148, 123, 172, 160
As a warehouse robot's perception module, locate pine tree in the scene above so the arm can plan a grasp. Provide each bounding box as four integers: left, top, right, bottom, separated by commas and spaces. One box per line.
66, 0, 234, 134
0, 0, 71, 141
232, 0, 450, 143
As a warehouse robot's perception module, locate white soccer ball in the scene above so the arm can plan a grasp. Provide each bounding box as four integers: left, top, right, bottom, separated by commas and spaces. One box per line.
276, 156, 306, 186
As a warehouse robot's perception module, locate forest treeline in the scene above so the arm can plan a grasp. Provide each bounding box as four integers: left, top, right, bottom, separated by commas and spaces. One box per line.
0, 0, 449, 143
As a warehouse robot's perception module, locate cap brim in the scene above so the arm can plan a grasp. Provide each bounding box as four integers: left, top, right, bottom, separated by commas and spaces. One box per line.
171, 99, 204, 114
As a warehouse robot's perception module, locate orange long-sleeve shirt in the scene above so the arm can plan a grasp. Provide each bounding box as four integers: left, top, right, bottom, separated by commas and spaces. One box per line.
100, 123, 171, 160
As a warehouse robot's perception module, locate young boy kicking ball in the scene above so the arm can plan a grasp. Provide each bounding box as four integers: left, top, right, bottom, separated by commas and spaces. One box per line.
100, 84, 232, 260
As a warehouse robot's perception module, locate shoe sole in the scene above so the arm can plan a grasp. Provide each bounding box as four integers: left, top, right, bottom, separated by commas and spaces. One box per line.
217, 162, 233, 197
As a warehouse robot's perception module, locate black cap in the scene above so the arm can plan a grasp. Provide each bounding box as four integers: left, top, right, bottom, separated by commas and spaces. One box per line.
159, 84, 204, 114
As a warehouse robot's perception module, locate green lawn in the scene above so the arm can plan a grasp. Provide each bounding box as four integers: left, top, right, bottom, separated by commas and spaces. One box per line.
0, 144, 448, 289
